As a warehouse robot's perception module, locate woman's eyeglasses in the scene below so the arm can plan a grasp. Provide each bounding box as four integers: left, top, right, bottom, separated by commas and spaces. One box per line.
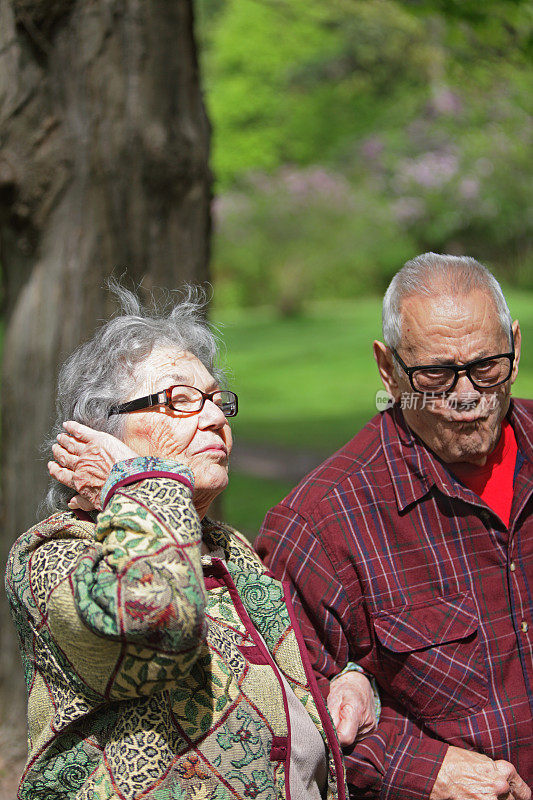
109, 385, 238, 417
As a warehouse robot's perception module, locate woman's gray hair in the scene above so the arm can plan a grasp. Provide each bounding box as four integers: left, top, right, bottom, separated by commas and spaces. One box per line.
45, 281, 225, 512
382, 252, 512, 350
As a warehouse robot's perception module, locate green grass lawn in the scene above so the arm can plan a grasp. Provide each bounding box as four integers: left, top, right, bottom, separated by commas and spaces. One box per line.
222, 472, 295, 541
215, 290, 533, 537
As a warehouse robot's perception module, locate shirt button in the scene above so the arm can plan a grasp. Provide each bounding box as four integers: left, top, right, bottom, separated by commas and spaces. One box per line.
510, 562, 516, 572
521, 621, 528, 633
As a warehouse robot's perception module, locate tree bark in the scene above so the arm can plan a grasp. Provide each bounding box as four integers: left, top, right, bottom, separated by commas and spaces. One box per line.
0, 0, 212, 732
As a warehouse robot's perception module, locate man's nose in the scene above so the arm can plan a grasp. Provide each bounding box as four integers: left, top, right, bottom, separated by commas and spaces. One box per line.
454, 370, 481, 396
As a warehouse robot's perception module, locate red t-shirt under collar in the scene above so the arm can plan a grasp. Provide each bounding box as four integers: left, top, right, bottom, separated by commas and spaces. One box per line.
449, 417, 518, 528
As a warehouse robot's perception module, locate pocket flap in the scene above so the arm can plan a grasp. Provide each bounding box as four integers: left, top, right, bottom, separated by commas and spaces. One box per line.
374, 592, 478, 653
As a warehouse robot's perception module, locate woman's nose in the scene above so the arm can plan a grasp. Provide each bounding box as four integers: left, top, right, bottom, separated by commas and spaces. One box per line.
198, 398, 227, 428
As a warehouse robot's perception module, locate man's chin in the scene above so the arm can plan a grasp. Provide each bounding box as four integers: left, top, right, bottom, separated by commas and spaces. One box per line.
438, 432, 497, 465
425, 416, 497, 462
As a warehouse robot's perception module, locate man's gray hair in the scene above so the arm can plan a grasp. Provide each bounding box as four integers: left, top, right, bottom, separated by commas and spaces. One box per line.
382, 252, 512, 349
45, 282, 224, 512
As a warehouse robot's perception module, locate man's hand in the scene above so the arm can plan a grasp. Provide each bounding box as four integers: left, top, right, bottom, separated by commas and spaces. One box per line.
49, 421, 139, 511
327, 670, 378, 746
430, 745, 531, 800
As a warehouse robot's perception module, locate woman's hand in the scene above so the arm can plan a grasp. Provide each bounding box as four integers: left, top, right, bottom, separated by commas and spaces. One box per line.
49, 421, 139, 511
327, 670, 378, 746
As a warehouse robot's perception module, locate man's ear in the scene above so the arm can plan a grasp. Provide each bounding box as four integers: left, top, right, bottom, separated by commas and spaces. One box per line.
373, 341, 401, 400
511, 320, 521, 384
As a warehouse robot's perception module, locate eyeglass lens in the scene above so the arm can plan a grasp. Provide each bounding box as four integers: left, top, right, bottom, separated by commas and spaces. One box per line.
169, 386, 237, 416
412, 357, 512, 391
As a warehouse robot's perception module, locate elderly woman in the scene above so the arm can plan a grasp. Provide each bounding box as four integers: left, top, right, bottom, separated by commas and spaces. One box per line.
6, 287, 376, 800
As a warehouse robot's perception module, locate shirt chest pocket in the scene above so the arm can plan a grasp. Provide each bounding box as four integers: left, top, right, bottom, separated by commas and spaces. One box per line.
372, 592, 488, 721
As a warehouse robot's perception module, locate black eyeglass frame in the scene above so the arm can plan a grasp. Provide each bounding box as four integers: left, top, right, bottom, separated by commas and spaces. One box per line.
390, 330, 515, 395
108, 385, 238, 418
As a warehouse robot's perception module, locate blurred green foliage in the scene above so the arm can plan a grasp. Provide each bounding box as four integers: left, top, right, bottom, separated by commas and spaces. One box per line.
197, 0, 533, 313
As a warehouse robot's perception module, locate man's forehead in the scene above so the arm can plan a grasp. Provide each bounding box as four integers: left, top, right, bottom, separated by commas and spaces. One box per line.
401, 291, 503, 335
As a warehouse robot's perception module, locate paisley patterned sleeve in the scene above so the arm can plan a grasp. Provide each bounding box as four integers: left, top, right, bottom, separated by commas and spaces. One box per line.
48, 458, 208, 700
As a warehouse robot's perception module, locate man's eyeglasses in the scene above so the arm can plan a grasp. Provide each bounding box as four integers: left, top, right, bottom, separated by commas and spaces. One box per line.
390, 332, 515, 394
108, 385, 238, 418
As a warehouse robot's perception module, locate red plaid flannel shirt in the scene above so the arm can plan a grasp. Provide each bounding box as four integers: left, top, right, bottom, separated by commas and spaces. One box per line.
256, 398, 533, 799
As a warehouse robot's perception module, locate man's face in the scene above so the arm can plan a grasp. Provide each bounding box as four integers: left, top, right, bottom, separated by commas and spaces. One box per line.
374, 290, 521, 465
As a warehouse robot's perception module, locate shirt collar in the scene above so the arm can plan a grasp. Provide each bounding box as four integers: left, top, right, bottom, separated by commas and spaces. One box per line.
379, 400, 532, 513
379, 405, 443, 512
508, 398, 533, 463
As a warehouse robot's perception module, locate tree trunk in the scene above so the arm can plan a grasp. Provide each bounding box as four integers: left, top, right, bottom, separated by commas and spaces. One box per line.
0, 0, 212, 734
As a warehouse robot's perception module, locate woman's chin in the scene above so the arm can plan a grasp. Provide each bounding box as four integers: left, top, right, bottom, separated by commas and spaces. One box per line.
193, 468, 229, 511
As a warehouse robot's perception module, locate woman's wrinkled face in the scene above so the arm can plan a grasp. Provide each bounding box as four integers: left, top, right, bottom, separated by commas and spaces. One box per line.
121, 348, 233, 515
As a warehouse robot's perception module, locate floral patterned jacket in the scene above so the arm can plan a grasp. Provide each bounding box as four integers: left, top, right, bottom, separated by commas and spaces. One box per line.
5, 458, 346, 800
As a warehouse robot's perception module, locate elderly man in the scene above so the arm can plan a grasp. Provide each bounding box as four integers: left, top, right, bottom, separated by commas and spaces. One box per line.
256, 253, 532, 800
